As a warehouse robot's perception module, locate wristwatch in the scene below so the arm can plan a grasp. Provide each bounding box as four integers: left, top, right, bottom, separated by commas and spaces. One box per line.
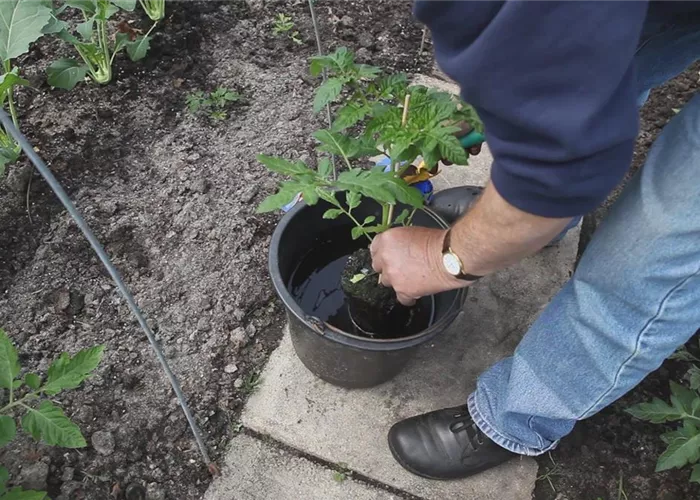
441, 229, 483, 281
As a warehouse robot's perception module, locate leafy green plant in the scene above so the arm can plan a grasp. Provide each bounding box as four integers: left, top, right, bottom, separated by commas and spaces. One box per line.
626, 341, 700, 484
138, 0, 164, 21
241, 372, 261, 395
256, 47, 482, 241
186, 87, 242, 121
0, 0, 54, 175
0, 328, 103, 499
272, 13, 302, 45
46, 0, 155, 90
331, 462, 351, 483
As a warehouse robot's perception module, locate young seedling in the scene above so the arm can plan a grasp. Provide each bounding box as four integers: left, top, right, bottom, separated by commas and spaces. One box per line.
627, 338, 700, 484
0, 0, 54, 175
272, 13, 303, 45
0, 328, 104, 499
331, 462, 351, 483
186, 87, 242, 121
139, 0, 165, 21
256, 47, 483, 242
46, 0, 156, 90
241, 372, 262, 395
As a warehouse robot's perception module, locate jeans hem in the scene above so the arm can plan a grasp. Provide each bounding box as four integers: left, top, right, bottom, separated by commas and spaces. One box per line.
467, 392, 558, 457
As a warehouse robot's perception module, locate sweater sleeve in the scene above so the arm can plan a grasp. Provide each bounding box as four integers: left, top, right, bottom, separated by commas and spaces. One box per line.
414, 1, 648, 217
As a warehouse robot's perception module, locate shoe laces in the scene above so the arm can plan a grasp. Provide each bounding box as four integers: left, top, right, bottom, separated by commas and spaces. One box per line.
449, 412, 484, 449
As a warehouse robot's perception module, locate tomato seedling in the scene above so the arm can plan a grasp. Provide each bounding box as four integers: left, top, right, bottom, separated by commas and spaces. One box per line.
257, 47, 483, 241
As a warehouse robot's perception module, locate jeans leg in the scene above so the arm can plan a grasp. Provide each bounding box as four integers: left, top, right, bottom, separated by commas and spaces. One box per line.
469, 92, 700, 456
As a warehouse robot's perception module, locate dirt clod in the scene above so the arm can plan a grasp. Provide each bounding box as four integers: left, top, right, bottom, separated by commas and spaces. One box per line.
91, 430, 116, 456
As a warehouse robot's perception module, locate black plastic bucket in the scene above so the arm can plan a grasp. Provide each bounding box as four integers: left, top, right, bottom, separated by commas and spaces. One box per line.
268, 198, 467, 388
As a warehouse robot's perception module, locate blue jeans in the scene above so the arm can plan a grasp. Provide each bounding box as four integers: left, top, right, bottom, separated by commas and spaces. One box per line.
468, 16, 700, 455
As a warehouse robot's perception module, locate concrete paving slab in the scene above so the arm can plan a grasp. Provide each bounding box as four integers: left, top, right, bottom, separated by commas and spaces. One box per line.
205, 434, 399, 500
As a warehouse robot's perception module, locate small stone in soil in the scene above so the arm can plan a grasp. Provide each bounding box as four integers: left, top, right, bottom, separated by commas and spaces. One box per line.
91, 430, 116, 456
18, 461, 49, 491
146, 483, 166, 500
234, 377, 244, 389
224, 363, 238, 374
125, 483, 146, 500
61, 466, 75, 481
245, 323, 256, 337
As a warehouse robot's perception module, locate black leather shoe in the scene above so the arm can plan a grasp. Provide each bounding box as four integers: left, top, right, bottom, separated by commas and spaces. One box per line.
388, 405, 516, 480
428, 186, 483, 224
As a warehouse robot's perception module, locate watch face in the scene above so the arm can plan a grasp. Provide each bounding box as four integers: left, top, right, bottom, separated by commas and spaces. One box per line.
442, 253, 461, 276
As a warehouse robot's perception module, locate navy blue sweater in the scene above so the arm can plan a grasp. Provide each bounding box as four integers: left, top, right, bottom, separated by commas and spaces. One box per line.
414, 1, 690, 217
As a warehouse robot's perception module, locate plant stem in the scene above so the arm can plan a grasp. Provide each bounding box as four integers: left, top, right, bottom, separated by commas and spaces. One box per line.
2, 61, 19, 130
0, 393, 37, 414
341, 207, 372, 243
385, 94, 412, 227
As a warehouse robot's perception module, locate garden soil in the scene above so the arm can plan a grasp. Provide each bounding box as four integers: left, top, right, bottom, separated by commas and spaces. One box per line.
0, 1, 430, 499
0, 1, 698, 498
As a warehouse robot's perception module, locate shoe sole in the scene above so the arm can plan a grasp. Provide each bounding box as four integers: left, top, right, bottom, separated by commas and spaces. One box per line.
387, 433, 512, 481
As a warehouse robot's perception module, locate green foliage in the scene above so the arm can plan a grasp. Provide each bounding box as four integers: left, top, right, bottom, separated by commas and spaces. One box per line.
272, 13, 302, 45
627, 340, 700, 482
0, 0, 54, 176
0, 328, 103, 448
186, 87, 242, 122
257, 47, 482, 240
0, 329, 102, 498
46, 0, 155, 88
138, 0, 164, 21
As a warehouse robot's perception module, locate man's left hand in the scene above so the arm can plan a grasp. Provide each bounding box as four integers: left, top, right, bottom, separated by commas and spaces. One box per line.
370, 226, 467, 306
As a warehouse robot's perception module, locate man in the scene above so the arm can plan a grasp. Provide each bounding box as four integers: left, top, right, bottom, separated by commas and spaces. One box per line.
370, 1, 700, 479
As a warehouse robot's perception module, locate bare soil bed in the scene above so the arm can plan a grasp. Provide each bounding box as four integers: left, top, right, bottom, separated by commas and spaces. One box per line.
0, 1, 427, 498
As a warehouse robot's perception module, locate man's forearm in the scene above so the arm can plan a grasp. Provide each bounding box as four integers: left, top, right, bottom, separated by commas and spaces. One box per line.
451, 183, 572, 278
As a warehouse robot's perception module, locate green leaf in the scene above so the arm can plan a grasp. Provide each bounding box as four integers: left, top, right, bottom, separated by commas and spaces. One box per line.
351, 226, 365, 240
363, 215, 376, 225
313, 130, 378, 159
322, 209, 342, 219
113, 32, 129, 54
346, 191, 361, 210
626, 397, 684, 424
316, 188, 338, 206
0, 329, 19, 391
671, 349, 699, 362
0, 146, 19, 176
331, 103, 371, 132
688, 365, 700, 391
1, 486, 48, 499
110, 0, 136, 10
691, 464, 700, 483
0, 465, 7, 495
317, 158, 332, 179
0, 415, 16, 447
64, 0, 97, 15
309, 55, 330, 77
41, 12, 68, 34
76, 17, 94, 41
24, 373, 41, 390
393, 209, 410, 225
256, 188, 298, 213
313, 78, 343, 113
656, 432, 700, 471
435, 131, 469, 166
670, 381, 698, 415
41, 345, 104, 395
46, 59, 88, 90
126, 35, 150, 61
0, 69, 29, 104
0, 0, 53, 62
327, 46, 354, 72
356, 64, 381, 80
257, 155, 313, 178
21, 400, 86, 448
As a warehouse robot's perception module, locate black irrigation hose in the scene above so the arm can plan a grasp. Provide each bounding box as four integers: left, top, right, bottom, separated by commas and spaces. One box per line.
0, 109, 217, 475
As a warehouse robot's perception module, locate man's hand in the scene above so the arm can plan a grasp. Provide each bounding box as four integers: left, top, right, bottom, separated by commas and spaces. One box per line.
370, 226, 469, 306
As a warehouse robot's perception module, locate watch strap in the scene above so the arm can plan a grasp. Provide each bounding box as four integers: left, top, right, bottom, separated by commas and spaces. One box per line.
442, 230, 483, 281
